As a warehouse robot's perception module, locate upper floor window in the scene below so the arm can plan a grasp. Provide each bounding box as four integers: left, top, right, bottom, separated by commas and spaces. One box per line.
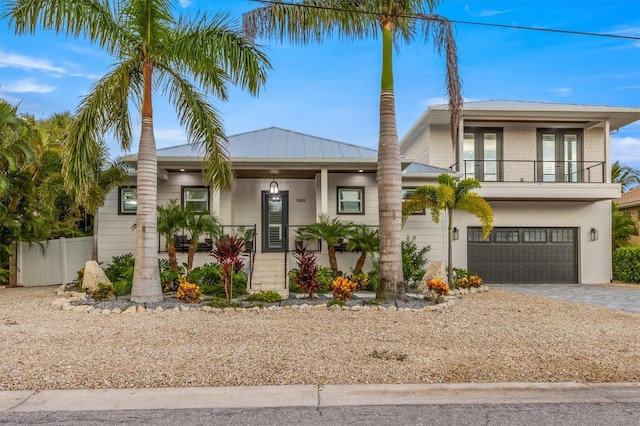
118, 187, 137, 215
182, 186, 209, 212
462, 128, 503, 182
337, 187, 364, 214
537, 129, 583, 182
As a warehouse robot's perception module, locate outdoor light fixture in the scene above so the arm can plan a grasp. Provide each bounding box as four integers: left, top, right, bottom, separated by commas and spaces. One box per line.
269, 175, 279, 195
590, 228, 598, 241
452, 227, 459, 240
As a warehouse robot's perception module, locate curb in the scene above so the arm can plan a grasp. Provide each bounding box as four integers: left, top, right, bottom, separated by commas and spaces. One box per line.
1, 382, 638, 413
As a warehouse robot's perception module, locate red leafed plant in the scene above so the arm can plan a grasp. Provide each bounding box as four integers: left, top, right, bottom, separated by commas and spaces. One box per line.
210, 235, 245, 301
292, 246, 319, 299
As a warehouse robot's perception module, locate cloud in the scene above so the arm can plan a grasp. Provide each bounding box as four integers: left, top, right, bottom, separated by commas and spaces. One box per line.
179, 0, 192, 7
464, 5, 518, 17
549, 87, 573, 97
1, 79, 55, 94
611, 136, 640, 166
0, 50, 66, 74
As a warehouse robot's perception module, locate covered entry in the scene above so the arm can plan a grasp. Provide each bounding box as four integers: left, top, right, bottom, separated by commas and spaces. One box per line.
261, 191, 288, 252
467, 227, 578, 283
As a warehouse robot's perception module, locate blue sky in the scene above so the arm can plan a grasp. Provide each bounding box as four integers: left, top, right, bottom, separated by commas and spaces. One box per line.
1, 0, 639, 169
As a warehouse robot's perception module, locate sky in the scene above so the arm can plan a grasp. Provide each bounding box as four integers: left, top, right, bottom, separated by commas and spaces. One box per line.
1, 0, 639, 170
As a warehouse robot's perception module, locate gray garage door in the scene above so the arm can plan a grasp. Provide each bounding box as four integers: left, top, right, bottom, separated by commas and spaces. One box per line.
467, 227, 578, 284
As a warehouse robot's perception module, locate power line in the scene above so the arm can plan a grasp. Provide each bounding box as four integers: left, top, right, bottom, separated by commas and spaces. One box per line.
250, 0, 640, 41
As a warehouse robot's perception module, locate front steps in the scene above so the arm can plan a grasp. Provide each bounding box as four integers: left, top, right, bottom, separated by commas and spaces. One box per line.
247, 252, 289, 297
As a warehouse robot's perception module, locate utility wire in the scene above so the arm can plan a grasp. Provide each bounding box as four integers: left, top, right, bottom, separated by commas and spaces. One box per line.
250, 0, 640, 41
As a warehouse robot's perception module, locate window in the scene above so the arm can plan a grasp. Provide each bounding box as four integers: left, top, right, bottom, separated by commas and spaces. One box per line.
337, 187, 364, 214
523, 229, 547, 243
537, 129, 583, 182
182, 186, 209, 212
495, 229, 519, 242
461, 128, 503, 181
468, 228, 489, 242
402, 187, 426, 215
118, 187, 137, 214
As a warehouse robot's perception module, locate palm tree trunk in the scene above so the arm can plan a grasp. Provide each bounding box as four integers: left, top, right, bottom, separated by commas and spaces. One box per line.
168, 242, 178, 271
328, 246, 339, 275
92, 213, 99, 261
187, 240, 197, 273
376, 22, 405, 302
354, 252, 367, 274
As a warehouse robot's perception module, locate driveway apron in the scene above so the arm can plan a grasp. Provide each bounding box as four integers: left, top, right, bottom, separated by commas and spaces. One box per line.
489, 284, 640, 313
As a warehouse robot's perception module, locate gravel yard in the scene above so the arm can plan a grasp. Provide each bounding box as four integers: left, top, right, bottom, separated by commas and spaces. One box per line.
0, 285, 638, 391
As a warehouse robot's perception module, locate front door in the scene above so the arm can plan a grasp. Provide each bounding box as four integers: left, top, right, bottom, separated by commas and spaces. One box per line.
262, 191, 288, 252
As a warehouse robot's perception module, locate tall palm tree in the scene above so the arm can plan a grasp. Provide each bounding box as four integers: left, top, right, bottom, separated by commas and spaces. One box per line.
5, 0, 271, 303
612, 161, 640, 192
403, 173, 493, 285
296, 214, 353, 275
243, 0, 462, 302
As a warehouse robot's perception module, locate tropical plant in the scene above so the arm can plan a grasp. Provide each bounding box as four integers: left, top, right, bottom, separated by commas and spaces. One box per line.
296, 214, 353, 275
91, 282, 114, 301
612, 203, 639, 250
612, 161, 640, 192
403, 174, 494, 285
156, 200, 186, 272
331, 275, 357, 301
176, 277, 203, 304
244, 290, 283, 303
210, 235, 246, 301
291, 246, 319, 299
427, 277, 449, 296
243, 0, 462, 303
401, 235, 430, 286
183, 207, 222, 274
188, 263, 223, 287
346, 225, 379, 274
612, 246, 640, 283
5, 0, 271, 303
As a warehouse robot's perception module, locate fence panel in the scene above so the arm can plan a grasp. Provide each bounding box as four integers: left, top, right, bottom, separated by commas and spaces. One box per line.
18, 237, 93, 286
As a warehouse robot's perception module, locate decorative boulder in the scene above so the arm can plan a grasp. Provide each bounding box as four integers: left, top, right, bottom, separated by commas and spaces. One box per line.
415, 261, 447, 293
83, 260, 111, 291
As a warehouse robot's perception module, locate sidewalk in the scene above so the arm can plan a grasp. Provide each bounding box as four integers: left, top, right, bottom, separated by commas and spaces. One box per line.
1, 382, 639, 413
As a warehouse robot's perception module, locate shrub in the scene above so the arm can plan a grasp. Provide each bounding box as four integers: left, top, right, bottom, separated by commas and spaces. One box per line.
244, 290, 283, 303
200, 270, 248, 298
315, 266, 335, 293
188, 263, 223, 287
207, 297, 242, 308
327, 299, 345, 308
104, 253, 134, 296
427, 277, 450, 296
292, 246, 319, 299
350, 271, 369, 291
159, 259, 184, 292
176, 278, 203, 304
454, 268, 483, 288
402, 236, 430, 286
612, 246, 640, 283
91, 283, 114, 301
210, 235, 245, 301
288, 269, 303, 293
332, 275, 357, 301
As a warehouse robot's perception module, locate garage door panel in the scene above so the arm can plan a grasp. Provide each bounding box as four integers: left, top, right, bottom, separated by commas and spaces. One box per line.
467, 227, 577, 284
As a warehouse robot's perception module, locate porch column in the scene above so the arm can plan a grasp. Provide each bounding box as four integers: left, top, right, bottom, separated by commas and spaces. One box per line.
320, 168, 328, 215
211, 188, 221, 216
458, 117, 464, 172
604, 119, 611, 183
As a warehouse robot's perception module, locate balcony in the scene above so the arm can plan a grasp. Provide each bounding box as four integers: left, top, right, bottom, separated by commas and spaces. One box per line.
457, 160, 620, 201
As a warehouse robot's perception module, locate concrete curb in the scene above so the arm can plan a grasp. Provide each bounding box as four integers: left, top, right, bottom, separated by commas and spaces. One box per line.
1, 382, 638, 413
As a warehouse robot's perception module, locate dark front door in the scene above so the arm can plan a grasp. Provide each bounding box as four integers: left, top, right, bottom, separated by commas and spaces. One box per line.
262, 191, 288, 252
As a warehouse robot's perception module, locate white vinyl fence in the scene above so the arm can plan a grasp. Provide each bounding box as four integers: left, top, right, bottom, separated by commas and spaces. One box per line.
18, 237, 93, 287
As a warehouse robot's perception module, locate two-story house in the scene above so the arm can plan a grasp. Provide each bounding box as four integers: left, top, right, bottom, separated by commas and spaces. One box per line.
98, 100, 640, 290
400, 100, 640, 284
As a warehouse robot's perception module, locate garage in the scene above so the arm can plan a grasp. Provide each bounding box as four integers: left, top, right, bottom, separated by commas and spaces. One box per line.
467, 227, 578, 284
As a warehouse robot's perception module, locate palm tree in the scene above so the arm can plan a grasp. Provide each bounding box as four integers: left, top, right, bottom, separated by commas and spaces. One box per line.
243, 0, 462, 302
296, 214, 353, 275
5, 1, 271, 303
403, 173, 493, 285
183, 207, 222, 274
156, 200, 186, 272
346, 225, 380, 274
612, 203, 639, 250
612, 161, 640, 192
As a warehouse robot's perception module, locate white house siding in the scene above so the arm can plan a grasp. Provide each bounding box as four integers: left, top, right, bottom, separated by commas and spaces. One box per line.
327, 172, 379, 225
452, 200, 613, 284
97, 188, 137, 264
427, 125, 455, 167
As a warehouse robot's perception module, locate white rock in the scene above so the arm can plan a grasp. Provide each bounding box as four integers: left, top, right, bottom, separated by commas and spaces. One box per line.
83, 260, 111, 291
